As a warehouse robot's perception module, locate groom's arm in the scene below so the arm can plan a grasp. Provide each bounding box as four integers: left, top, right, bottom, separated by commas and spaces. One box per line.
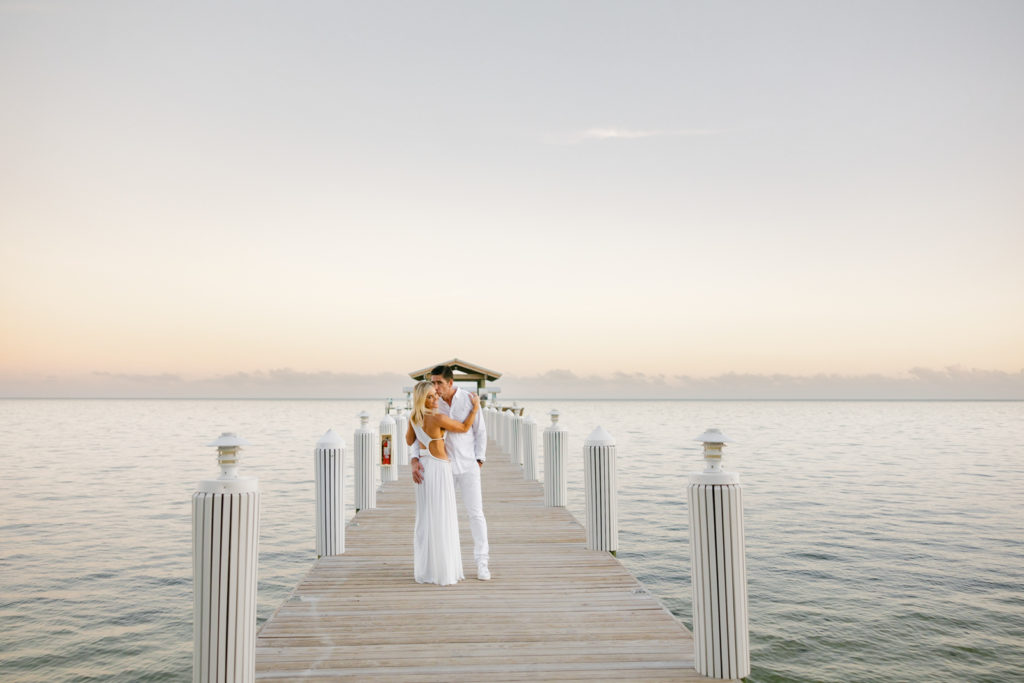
472, 404, 486, 463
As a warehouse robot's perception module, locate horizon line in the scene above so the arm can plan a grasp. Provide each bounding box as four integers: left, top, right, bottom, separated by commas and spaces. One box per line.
3, 396, 1021, 402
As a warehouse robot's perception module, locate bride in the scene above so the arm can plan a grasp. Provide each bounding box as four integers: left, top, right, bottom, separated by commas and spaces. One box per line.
406, 380, 480, 585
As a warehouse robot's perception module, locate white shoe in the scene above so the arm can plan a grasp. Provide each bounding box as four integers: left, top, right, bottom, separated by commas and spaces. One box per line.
477, 562, 491, 581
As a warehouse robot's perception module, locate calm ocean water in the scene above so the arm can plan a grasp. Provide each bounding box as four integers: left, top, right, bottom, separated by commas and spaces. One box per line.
1, 399, 1022, 682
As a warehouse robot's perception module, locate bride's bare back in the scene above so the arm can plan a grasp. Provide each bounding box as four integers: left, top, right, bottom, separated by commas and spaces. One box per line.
405, 388, 481, 462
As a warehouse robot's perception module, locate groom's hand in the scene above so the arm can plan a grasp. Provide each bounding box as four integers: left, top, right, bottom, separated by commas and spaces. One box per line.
411, 457, 424, 484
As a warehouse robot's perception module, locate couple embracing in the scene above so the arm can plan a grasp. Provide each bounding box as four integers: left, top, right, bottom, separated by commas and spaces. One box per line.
405, 365, 490, 585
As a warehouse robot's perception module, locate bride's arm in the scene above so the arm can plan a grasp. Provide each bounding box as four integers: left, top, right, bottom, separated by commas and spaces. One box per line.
434, 393, 479, 433
407, 423, 424, 484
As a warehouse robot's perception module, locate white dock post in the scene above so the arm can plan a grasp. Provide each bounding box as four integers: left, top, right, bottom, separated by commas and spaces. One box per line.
314, 428, 345, 558
379, 414, 398, 482
503, 408, 514, 455
522, 415, 538, 480
394, 409, 410, 466
353, 412, 376, 512
543, 410, 567, 506
687, 428, 750, 680
496, 407, 505, 451
511, 412, 524, 465
583, 426, 618, 554
193, 432, 259, 683
487, 404, 498, 438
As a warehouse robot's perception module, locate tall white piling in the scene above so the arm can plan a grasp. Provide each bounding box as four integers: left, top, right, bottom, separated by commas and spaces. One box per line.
687, 428, 750, 680
193, 432, 259, 683
583, 426, 618, 554
499, 411, 507, 454
484, 404, 494, 437
353, 412, 376, 512
543, 410, 567, 507
522, 415, 538, 480
394, 409, 410, 466
511, 412, 524, 465
379, 414, 398, 482
314, 428, 345, 558
503, 408, 514, 455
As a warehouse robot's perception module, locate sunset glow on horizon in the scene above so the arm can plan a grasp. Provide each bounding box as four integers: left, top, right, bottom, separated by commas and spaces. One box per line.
2, 1, 1022, 398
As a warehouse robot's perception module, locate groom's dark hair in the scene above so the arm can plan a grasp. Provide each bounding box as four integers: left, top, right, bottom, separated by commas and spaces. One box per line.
431, 365, 454, 381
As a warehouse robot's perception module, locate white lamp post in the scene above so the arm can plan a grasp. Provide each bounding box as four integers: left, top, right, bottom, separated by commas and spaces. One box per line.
687, 428, 750, 680
193, 433, 259, 683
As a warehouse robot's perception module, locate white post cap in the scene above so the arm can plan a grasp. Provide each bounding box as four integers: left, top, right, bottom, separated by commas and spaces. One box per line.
695, 428, 732, 443
199, 432, 257, 493
380, 414, 396, 427
317, 428, 344, 448
585, 425, 615, 446
206, 432, 252, 448
690, 427, 739, 485
357, 411, 370, 426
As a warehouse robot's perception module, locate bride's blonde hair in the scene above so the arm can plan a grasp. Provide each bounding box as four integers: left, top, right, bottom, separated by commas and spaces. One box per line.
410, 380, 434, 426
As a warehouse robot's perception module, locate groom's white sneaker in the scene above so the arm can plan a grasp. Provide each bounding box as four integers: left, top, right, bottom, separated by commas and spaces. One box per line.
477, 561, 491, 581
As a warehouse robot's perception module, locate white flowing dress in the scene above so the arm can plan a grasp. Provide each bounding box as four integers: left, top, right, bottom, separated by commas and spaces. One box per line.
412, 421, 464, 586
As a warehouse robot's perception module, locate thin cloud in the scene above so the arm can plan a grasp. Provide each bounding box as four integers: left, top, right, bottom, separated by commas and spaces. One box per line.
499, 367, 1024, 400
1, 366, 1022, 399
548, 127, 721, 145
582, 128, 665, 140
93, 371, 184, 384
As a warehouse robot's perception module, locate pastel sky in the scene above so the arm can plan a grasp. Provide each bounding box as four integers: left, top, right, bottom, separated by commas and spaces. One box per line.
2, 1, 1022, 398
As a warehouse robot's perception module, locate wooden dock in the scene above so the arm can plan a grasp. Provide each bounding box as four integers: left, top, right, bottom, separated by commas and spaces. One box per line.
255, 442, 729, 681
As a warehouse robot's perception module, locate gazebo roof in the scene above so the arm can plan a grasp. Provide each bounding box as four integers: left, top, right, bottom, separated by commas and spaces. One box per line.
409, 358, 502, 383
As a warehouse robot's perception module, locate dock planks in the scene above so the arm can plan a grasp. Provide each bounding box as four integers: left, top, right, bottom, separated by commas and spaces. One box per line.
255, 442, 730, 681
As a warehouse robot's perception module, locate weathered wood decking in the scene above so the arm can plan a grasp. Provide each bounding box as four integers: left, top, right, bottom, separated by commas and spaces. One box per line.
255, 442, 729, 681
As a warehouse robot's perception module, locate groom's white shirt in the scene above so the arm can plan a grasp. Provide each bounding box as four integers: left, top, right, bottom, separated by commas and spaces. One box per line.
412, 387, 486, 474
439, 387, 486, 475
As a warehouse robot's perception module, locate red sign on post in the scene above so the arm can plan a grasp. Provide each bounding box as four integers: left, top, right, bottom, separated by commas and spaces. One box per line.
381, 434, 392, 466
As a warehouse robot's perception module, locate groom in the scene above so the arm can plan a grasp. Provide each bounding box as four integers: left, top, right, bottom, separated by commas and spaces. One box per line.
410, 364, 490, 580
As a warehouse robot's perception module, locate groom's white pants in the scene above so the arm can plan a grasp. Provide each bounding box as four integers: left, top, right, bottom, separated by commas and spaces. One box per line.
452, 467, 489, 563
